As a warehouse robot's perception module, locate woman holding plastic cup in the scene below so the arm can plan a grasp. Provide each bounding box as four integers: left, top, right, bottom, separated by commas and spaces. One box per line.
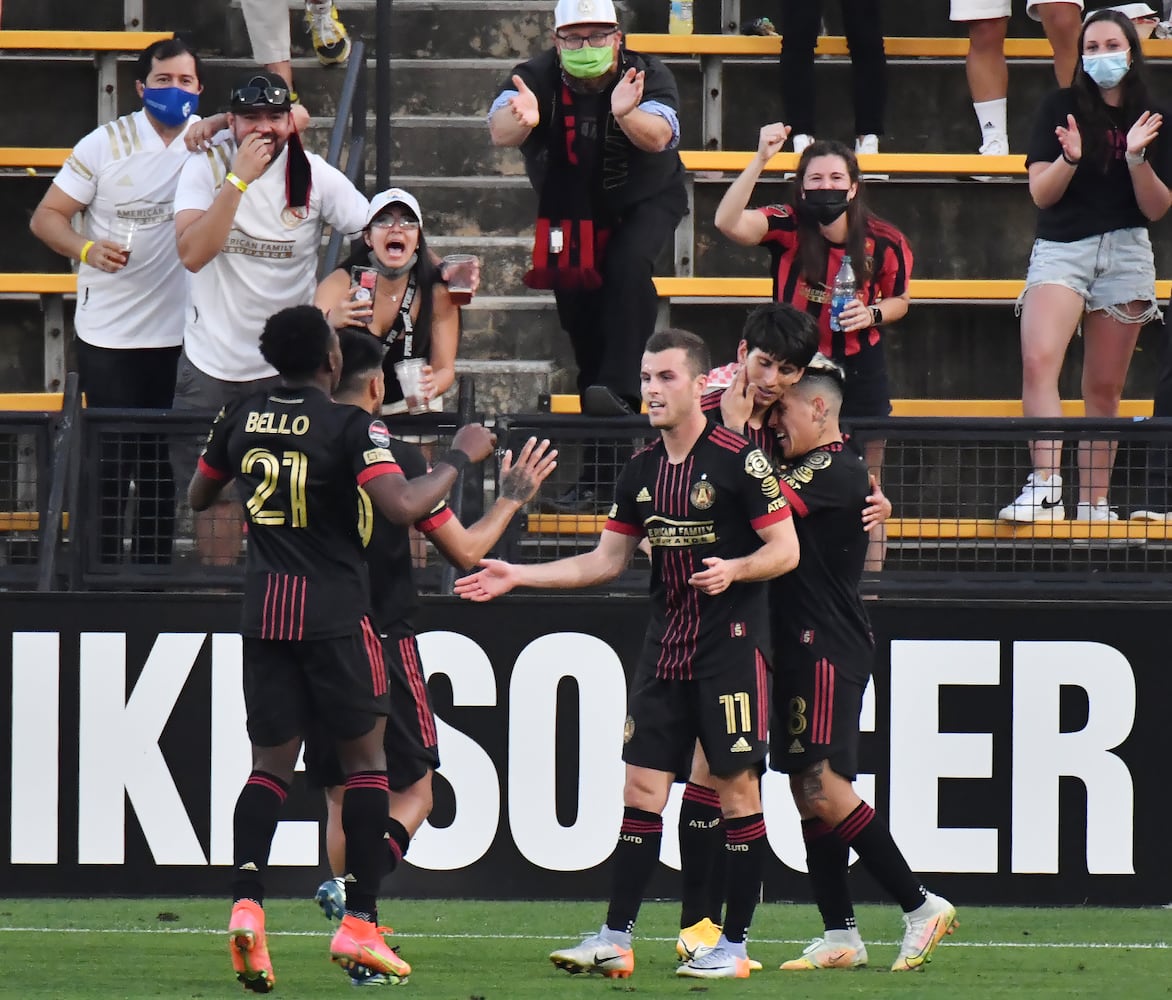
315, 187, 477, 414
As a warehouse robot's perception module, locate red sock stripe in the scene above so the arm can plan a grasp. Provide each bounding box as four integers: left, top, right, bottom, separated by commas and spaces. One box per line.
620, 818, 663, 834
682, 782, 722, 808
360, 617, 387, 697
346, 771, 390, 792
725, 819, 767, 844
834, 802, 876, 843
247, 773, 288, 802
812, 658, 835, 745
399, 636, 437, 747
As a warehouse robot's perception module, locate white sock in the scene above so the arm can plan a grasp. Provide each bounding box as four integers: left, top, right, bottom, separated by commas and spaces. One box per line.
973, 98, 1008, 143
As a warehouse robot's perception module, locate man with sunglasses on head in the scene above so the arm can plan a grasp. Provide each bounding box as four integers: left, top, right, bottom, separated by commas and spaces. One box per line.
173, 71, 369, 566
488, 0, 687, 509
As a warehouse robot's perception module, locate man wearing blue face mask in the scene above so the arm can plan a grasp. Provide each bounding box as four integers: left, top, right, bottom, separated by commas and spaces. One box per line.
488, 0, 687, 510
30, 36, 219, 566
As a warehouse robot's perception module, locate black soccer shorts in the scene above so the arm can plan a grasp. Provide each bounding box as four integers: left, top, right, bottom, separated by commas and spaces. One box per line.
303, 624, 440, 791
242, 617, 389, 748
769, 649, 865, 780
623, 646, 771, 778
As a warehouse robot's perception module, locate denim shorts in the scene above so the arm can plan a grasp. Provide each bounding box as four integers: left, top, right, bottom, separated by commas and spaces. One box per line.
1018, 227, 1160, 323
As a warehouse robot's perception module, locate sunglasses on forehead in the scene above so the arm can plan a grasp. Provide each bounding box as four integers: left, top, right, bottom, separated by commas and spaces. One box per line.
231, 84, 290, 107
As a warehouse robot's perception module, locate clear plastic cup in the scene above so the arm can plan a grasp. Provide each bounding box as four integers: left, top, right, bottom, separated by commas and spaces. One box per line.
108, 217, 138, 260
443, 253, 476, 306
394, 358, 430, 414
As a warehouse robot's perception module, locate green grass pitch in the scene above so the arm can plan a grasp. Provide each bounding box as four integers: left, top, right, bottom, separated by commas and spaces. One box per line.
0, 897, 1167, 998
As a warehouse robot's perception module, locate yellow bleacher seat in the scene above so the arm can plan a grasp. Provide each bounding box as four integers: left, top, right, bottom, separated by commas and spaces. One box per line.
681, 150, 1025, 175
625, 33, 1172, 60
526, 513, 1172, 541
0, 30, 172, 50
653, 276, 1172, 300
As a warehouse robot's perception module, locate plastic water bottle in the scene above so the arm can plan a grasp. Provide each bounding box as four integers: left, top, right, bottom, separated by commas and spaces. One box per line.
668, 0, 694, 35
829, 254, 857, 333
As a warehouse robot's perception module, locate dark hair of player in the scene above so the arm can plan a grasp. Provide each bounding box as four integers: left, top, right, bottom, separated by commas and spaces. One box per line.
134, 36, 202, 84
336, 328, 386, 396
645, 327, 711, 379
259, 305, 334, 380
741, 301, 819, 369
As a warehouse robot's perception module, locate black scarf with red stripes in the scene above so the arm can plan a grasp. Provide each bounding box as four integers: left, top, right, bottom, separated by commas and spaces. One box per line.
523, 81, 613, 291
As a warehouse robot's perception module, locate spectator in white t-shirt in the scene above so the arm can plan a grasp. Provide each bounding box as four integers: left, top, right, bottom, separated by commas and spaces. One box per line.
173, 71, 369, 565
29, 37, 215, 566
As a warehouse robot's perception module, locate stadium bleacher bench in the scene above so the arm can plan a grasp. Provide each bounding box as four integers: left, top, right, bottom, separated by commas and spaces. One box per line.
653, 276, 1172, 301
0, 30, 173, 129
625, 33, 1172, 59
0, 30, 172, 50
680, 150, 1025, 176
525, 513, 1172, 541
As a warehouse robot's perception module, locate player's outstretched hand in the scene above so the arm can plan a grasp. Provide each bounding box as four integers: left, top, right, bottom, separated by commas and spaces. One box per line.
861, 473, 891, 532
452, 423, 496, 463
454, 558, 519, 602
689, 556, 738, 596
499, 437, 558, 504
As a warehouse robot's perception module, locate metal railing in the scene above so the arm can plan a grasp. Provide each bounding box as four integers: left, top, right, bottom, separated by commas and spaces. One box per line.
322, 36, 368, 277
8, 400, 1172, 597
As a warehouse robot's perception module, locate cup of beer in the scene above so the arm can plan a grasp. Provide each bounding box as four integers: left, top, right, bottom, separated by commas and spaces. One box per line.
394, 358, 431, 414
442, 254, 477, 306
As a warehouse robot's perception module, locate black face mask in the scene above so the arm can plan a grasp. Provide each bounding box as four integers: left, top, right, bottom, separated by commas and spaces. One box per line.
797, 188, 850, 226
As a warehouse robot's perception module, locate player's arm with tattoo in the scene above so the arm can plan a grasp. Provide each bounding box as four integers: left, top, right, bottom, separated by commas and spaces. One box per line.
426, 437, 557, 570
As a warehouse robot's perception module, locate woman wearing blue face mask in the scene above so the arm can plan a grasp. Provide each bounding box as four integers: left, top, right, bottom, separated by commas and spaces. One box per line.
999, 8, 1172, 526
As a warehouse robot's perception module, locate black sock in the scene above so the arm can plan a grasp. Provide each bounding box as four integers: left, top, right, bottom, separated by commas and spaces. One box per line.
678, 782, 724, 927
834, 801, 926, 913
341, 771, 390, 922
721, 813, 767, 945
604, 807, 663, 934
386, 816, 411, 873
231, 770, 289, 904
802, 817, 855, 931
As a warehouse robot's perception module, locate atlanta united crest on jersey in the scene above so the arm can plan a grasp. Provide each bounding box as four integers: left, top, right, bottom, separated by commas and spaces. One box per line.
606, 419, 792, 679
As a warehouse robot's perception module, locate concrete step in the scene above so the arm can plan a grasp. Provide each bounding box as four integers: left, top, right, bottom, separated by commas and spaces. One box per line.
220, 0, 557, 61
383, 175, 536, 236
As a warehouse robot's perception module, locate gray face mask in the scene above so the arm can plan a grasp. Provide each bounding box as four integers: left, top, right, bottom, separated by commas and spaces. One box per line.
368, 249, 418, 279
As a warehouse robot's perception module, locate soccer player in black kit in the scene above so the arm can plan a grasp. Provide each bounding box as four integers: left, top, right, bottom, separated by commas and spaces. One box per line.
456, 328, 799, 980
767, 357, 957, 973
188, 305, 494, 992
303, 329, 557, 985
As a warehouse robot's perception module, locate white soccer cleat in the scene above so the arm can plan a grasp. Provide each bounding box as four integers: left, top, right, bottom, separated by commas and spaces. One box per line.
780, 931, 868, 970
676, 944, 752, 979
549, 932, 634, 978
891, 892, 958, 971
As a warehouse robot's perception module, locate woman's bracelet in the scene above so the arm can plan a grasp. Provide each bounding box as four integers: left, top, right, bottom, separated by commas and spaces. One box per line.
79, 240, 95, 264
1061, 150, 1080, 166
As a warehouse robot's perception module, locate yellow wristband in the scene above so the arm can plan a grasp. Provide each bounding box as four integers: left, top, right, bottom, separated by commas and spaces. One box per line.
79, 240, 95, 264
226, 172, 248, 193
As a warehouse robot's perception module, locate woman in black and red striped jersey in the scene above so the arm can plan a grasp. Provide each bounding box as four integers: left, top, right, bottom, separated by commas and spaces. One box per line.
716, 124, 912, 568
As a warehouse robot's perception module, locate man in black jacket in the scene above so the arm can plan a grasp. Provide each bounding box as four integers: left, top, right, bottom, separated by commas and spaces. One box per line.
489, 0, 687, 507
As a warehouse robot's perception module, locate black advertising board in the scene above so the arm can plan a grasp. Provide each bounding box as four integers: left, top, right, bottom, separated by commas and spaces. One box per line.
1, 593, 1168, 904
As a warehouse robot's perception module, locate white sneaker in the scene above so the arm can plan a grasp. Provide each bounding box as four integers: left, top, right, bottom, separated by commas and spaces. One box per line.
780, 930, 868, 970
891, 892, 957, 972
792, 133, 815, 156
676, 944, 751, 979
855, 133, 879, 155
978, 135, 1009, 156
998, 473, 1064, 522
1130, 509, 1172, 521
549, 930, 634, 978
1075, 499, 1118, 522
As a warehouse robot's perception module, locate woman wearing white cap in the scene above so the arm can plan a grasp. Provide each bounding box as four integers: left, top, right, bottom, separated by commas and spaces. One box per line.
315, 187, 462, 413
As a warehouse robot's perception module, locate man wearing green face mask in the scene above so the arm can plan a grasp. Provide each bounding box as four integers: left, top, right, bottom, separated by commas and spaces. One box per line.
489, 0, 687, 512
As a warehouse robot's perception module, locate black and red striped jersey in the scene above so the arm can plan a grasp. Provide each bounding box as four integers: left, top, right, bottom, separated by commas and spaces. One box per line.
606, 418, 792, 680
363, 438, 453, 633
771, 440, 874, 679
756, 205, 912, 375
199, 385, 401, 640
